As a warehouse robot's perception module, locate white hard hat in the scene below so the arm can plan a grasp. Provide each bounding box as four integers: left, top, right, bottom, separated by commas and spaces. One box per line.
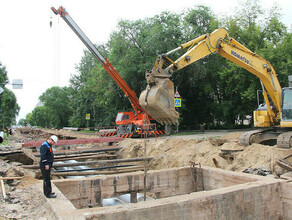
50, 135, 58, 143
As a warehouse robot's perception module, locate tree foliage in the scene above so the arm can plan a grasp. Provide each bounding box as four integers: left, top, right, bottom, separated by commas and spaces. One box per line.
35, 87, 72, 128
0, 63, 20, 128
26, 106, 51, 127
27, 1, 292, 130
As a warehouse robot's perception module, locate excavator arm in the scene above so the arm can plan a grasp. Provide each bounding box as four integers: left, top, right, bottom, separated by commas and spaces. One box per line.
139, 28, 282, 126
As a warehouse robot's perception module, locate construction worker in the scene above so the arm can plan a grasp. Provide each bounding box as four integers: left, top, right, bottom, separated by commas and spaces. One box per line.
40, 135, 58, 198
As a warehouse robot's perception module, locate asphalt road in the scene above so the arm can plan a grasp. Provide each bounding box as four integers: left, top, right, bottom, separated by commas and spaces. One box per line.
167, 130, 236, 140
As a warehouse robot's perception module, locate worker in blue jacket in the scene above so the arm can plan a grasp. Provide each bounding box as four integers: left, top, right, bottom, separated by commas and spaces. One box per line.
39, 135, 58, 198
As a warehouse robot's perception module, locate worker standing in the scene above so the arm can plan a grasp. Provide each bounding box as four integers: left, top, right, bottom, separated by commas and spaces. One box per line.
39, 135, 58, 198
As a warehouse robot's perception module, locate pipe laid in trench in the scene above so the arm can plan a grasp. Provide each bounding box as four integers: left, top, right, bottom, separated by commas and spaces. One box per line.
54, 154, 117, 161
23, 157, 153, 169
53, 164, 136, 172
33, 146, 122, 156
51, 166, 144, 176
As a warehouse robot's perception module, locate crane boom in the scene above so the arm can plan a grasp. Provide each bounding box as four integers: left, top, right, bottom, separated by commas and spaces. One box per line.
52, 6, 144, 115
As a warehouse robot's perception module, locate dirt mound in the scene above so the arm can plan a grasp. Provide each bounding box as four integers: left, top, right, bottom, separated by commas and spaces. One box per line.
17, 174, 38, 188
118, 132, 292, 175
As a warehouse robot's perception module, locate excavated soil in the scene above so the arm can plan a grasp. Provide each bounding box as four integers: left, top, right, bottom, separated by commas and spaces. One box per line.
117, 132, 292, 176
1, 129, 292, 219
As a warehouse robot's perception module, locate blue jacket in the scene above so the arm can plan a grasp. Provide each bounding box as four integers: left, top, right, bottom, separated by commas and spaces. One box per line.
39, 141, 54, 166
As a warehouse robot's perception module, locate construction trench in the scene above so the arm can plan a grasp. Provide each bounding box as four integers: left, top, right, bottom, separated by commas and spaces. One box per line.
0, 128, 292, 219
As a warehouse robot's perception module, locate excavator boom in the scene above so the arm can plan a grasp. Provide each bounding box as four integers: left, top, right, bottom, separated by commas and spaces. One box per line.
139, 28, 282, 126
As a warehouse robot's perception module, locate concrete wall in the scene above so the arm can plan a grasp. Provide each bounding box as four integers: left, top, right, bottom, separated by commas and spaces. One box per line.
200, 166, 261, 190
54, 167, 197, 209
83, 180, 283, 220
281, 181, 292, 219
51, 166, 289, 220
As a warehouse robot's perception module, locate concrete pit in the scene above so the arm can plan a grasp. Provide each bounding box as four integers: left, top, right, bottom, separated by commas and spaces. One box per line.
42, 166, 292, 220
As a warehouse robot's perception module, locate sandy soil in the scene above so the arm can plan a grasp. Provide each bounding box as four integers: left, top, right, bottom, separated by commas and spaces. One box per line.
117, 132, 292, 175
1, 128, 292, 219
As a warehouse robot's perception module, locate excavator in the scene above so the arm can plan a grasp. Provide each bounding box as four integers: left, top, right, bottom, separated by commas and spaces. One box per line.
139, 28, 292, 148
52, 6, 160, 137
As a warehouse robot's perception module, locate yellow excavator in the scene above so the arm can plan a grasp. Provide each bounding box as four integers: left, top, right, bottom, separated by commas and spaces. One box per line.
139, 28, 292, 148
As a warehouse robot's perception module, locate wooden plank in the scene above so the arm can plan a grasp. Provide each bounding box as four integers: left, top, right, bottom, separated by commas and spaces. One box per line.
283, 153, 292, 160
23, 157, 153, 169
1, 179, 6, 199
23, 137, 124, 147
130, 191, 137, 203
0, 177, 23, 180
277, 159, 292, 171
0, 151, 23, 156
51, 167, 144, 176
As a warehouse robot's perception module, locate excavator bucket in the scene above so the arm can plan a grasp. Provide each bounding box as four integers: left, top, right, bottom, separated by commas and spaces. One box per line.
139, 78, 179, 125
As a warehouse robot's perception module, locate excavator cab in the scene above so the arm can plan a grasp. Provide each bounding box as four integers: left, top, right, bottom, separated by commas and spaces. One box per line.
281, 87, 292, 121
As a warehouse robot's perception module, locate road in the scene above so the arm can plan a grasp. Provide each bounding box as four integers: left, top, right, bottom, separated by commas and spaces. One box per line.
167, 130, 238, 140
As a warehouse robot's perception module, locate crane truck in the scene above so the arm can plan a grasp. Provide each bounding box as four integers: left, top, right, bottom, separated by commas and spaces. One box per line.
52, 6, 160, 137
139, 28, 292, 148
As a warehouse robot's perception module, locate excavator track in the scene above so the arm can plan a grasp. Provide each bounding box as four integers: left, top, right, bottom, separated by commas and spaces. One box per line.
239, 129, 265, 146
240, 129, 292, 148
277, 132, 292, 148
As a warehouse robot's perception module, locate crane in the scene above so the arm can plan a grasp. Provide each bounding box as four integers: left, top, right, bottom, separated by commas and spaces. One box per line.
52, 6, 157, 137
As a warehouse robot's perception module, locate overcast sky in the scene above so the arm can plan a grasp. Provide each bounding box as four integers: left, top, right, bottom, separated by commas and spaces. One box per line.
0, 0, 291, 122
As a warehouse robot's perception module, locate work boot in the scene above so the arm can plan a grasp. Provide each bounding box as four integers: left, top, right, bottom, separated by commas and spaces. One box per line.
47, 194, 57, 198
50, 192, 55, 195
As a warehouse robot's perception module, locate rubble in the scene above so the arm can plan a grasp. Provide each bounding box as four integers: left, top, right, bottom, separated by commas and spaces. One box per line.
242, 167, 273, 176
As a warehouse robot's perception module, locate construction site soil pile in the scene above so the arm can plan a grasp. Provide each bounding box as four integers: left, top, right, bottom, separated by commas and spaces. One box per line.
117, 132, 292, 176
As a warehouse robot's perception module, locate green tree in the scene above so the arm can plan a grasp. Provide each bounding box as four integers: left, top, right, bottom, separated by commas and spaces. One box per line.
27, 106, 51, 128
18, 118, 26, 126
0, 89, 19, 128
38, 86, 72, 128
0, 63, 20, 128
217, 0, 290, 127
69, 48, 115, 128
67, 2, 291, 130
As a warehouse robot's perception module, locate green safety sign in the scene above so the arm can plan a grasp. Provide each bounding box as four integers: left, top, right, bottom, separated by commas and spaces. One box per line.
85, 114, 90, 120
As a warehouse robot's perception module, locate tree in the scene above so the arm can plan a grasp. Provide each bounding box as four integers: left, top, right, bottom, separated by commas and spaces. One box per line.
27, 106, 51, 127
69, 48, 116, 128
18, 118, 26, 126
66, 2, 291, 130
38, 87, 72, 128
217, 0, 290, 127
0, 62, 20, 128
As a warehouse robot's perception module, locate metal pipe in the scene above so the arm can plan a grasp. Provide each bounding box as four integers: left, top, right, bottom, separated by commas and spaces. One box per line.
51, 167, 144, 176
53, 164, 136, 173
23, 157, 153, 169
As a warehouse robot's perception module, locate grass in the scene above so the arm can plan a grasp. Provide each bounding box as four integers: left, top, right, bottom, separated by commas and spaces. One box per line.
77, 129, 97, 133
1, 134, 10, 145
173, 131, 202, 136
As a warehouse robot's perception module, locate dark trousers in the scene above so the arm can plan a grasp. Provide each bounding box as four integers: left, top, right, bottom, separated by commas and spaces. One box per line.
40, 165, 52, 197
